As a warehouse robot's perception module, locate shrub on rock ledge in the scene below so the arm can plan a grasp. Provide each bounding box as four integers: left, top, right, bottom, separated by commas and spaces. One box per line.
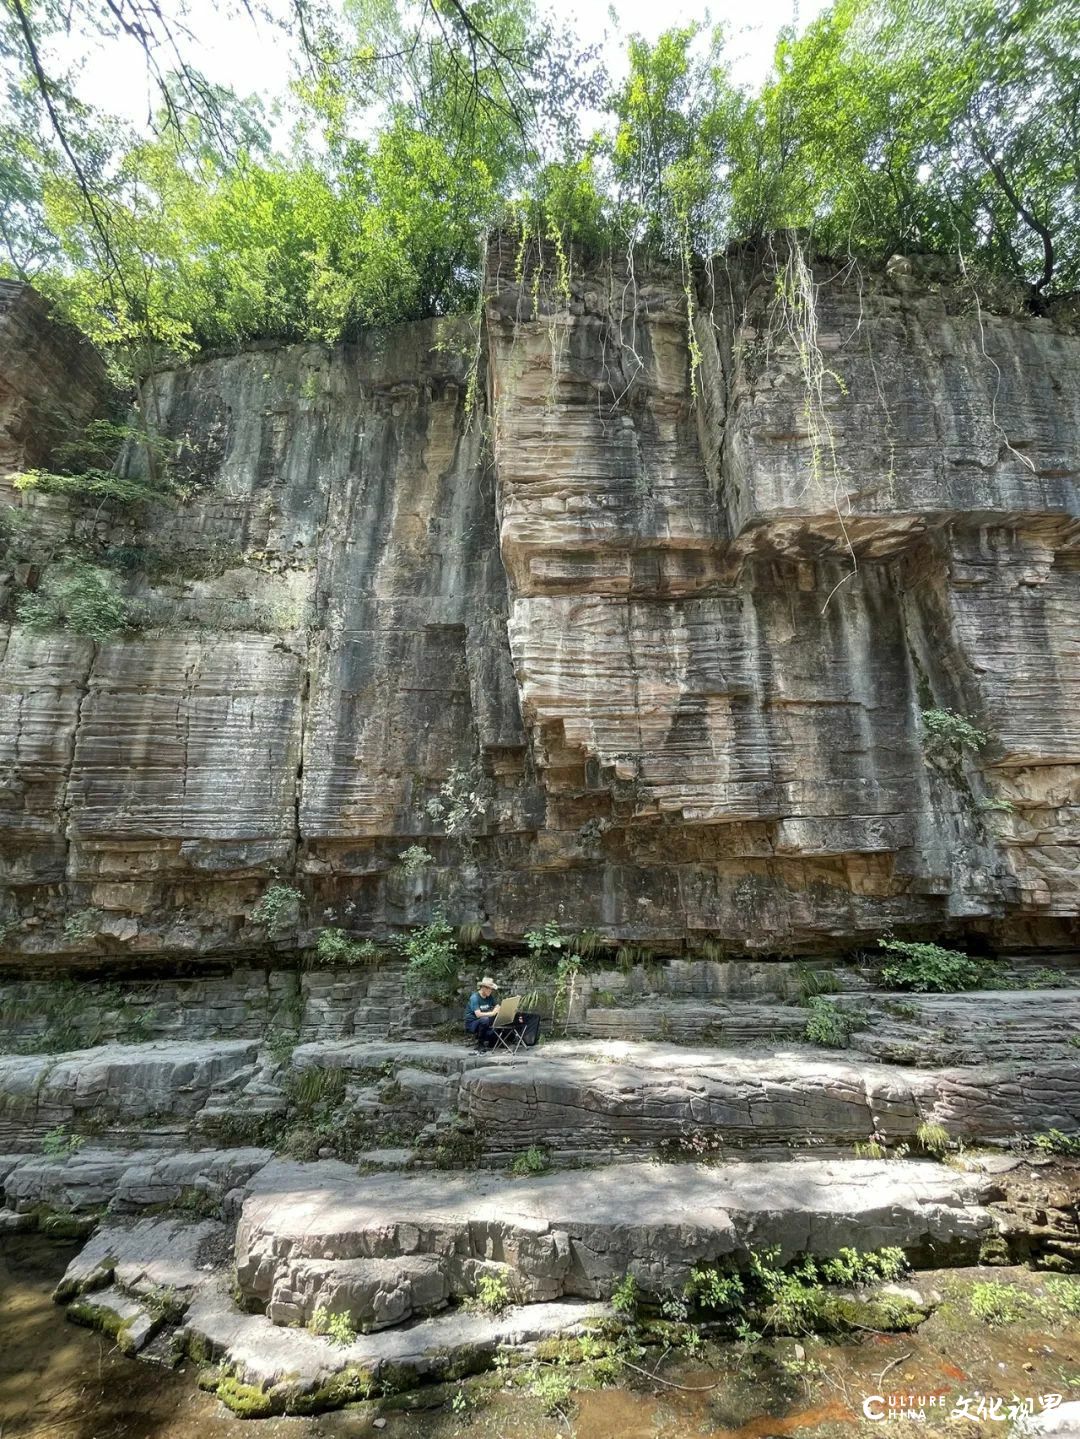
878, 939, 991, 993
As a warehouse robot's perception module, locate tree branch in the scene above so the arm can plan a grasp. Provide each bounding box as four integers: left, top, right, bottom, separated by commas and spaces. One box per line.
973, 135, 1055, 296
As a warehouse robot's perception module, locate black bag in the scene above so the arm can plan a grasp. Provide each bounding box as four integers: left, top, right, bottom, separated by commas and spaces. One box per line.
517, 1011, 541, 1047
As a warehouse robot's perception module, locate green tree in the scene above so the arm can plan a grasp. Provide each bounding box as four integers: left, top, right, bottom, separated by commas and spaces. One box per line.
753, 0, 1080, 303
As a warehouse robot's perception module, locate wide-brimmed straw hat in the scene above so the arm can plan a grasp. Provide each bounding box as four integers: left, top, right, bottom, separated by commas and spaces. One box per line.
479, 976, 498, 989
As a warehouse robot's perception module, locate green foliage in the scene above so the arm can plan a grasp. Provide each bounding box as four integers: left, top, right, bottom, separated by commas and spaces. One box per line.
510, 1145, 550, 1176
552, 954, 582, 1024
314, 928, 381, 966
17, 564, 130, 641
203, 1374, 276, 1419
42, 1125, 84, 1157
921, 708, 989, 769
473, 1273, 511, 1314
685, 1266, 745, 1312
798, 965, 840, 1001
611, 1273, 639, 1318
8, 411, 176, 509
327, 1311, 357, 1345
397, 845, 434, 875
449, 1385, 474, 1415
0, 976, 158, 1054
666, 1246, 916, 1342
878, 938, 991, 993
13, 467, 155, 506
528, 1367, 574, 1417
697, 938, 729, 963
747, 1250, 825, 1334
1043, 1277, 1080, 1317
915, 1121, 950, 1156
400, 915, 461, 998
250, 884, 302, 938
853, 1139, 887, 1159
62, 909, 101, 942
746, 0, 1080, 304
969, 1280, 1033, 1326
1032, 1128, 1080, 1156
429, 1121, 483, 1171
285, 1067, 346, 1121
425, 764, 488, 837
1021, 966, 1064, 989
309, 1305, 357, 1344
524, 921, 566, 959
2, 0, 1079, 408
818, 1246, 907, 1286
803, 996, 853, 1048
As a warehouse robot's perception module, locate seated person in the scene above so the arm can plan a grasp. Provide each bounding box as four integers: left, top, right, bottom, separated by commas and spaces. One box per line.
464, 976, 500, 1049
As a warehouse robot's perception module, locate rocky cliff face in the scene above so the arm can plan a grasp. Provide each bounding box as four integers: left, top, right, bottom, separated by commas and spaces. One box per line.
0, 242, 1076, 963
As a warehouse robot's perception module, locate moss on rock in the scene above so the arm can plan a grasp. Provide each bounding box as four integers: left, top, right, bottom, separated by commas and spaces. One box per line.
213, 1376, 277, 1418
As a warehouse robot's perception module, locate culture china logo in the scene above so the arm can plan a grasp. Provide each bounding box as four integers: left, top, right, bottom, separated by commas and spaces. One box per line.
862, 1391, 1064, 1424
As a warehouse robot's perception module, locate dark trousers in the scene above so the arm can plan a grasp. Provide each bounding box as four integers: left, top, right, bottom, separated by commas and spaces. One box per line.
466, 1016, 496, 1048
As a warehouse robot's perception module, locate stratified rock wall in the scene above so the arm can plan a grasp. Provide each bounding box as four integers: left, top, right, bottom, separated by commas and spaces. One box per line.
0, 241, 1076, 963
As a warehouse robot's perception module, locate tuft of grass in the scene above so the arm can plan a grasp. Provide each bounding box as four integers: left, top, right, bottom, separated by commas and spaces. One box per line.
1043, 1277, 1080, 1317
915, 1121, 950, 1156
698, 938, 729, 964
969, 1281, 1033, 1326
854, 1139, 887, 1160
314, 928, 381, 965
575, 929, 603, 960
798, 965, 840, 1001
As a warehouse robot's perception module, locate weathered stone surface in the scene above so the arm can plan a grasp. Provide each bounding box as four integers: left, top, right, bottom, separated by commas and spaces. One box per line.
1015, 1400, 1080, 1436
0, 1145, 271, 1216
847, 988, 1080, 1065
67, 636, 304, 883
706, 251, 1079, 535
183, 1275, 608, 1403
1, 1022, 1075, 1160
55, 1213, 225, 1301
0, 280, 112, 480
265, 1253, 450, 1331
0, 1040, 259, 1146
0, 241, 1077, 958
234, 1155, 994, 1310
457, 1044, 1080, 1155
66, 1285, 159, 1353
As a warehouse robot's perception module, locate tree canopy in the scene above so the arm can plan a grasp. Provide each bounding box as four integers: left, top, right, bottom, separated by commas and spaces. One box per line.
2, 0, 1077, 374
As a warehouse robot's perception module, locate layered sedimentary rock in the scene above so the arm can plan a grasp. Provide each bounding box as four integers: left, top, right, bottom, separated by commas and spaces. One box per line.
233, 1155, 995, 1306
0, 281, 112, 481
0, 239, 1077, 960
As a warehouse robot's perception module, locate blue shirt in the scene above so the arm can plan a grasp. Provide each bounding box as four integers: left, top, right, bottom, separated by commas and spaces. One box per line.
465, 991, 497, 1023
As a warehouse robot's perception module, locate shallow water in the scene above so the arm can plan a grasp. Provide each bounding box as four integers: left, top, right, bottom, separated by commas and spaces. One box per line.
2, 1237, 1077, 1439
